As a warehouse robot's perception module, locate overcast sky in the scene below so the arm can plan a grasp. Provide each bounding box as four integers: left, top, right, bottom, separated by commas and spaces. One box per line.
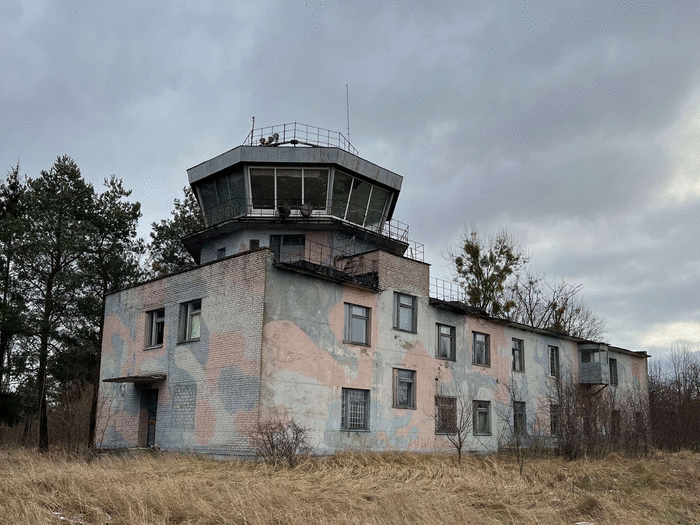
2, 0, 700, 361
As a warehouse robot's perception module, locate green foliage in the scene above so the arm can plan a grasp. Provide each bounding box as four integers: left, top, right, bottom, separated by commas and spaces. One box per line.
0, 156, 143, 448
147, 186, 204, 278
452, 228, 526, 317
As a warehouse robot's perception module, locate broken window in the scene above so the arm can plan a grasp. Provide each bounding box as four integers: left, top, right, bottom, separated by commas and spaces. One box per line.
341, 388, 370, 430
512, 338, 524, 372
473, 400, 491, 435
344, 303, 370, 346
393, 369, 416, 409
178, 300, 201, 342
394, 292, 417, 333
473, 332, 490, 366
435, 396, 457, 434
146, 309, 165, 348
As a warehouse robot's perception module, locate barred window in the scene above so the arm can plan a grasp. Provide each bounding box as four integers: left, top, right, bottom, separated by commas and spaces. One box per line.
513, 401, 526, 435
435, 396, 457, 434
341, 388, 370, 430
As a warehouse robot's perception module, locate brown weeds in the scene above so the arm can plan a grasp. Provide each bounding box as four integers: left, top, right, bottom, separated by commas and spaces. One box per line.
1, 447, 699, 524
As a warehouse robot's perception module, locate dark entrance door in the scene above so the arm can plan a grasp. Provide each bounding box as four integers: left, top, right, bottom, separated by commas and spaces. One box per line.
142, 389, 158, 447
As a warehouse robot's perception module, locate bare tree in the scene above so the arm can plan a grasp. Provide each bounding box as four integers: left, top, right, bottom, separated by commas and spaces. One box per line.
507, 271, 605, 340
433, 382, 478, 463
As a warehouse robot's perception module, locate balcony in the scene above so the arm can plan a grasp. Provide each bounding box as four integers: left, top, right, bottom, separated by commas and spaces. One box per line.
272, 238, 381, 290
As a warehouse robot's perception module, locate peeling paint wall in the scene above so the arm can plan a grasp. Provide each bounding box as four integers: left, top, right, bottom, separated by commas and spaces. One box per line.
97, 250, 268, 455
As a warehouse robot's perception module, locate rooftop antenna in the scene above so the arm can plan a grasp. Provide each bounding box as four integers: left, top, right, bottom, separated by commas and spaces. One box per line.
251, 117, 255, 144
346, 85, 350, 142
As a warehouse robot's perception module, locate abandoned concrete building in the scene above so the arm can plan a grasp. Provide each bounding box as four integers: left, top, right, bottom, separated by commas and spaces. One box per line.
97, 123, 649, 455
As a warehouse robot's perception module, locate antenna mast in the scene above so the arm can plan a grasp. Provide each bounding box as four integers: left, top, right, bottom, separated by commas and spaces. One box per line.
346, 84, 350, 142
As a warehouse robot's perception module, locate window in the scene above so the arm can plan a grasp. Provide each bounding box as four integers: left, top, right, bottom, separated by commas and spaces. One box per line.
393, 369, 416, 409
473, 332, 490, 366
146, 309, 165, 348
270, 234, 305, 262
249, 239, 260, 250
394, 293, 417, 333
435, 396, 457, 434
473, 400, 491, 435
436, 324, 455, 360
216, 247, 226, 260
550, 404, 560, 436
549, 346, 559, 377
609, 357, 618, 386
344, 304, 370, 345
512, 338, 524, 372
513, 401, 526, 435
179, 300, 201, 342
341, 388, 370, 430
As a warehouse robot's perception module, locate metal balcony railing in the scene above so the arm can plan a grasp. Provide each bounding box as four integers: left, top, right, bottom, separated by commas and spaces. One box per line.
201, 197, 411, 245
430, 277, 467, 303
242, 122, 358, 155
272, 238, 380, 288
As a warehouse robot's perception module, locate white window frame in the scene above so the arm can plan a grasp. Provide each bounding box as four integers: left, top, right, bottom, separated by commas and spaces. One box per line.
344, 303, 370, 346
549, 346, 560, 377
146, 308, 165, 348
179, 300, 201, 342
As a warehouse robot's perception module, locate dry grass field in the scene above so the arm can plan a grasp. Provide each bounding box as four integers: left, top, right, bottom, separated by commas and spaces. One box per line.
1, 447, 699, 525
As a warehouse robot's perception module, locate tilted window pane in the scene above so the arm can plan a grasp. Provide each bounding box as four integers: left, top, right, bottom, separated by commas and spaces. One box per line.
304, 169, 328, 209
250, 169, 275, 209
229, 171, 247, 217
346, 177, 372, 225
216, 175, 231, 219
365, 185, 389, 231
199, 181, 218, 224
331, 170, 352, 218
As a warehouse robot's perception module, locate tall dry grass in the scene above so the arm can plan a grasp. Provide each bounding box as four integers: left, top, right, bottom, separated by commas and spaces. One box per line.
1, 447, 699, 524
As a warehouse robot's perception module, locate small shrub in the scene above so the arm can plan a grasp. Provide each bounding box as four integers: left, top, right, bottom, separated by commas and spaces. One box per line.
251, 418, 312, 468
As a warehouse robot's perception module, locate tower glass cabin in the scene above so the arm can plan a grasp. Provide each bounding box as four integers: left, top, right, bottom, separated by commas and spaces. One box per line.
183, 123, 419, 273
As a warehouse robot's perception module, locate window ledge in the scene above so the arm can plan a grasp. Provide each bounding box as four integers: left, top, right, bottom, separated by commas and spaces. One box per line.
177, 338, 201, 345
436, 356, 456, 362
473, 363, 491, 368
474, 432, 492, 436
340, 428, 370, 432
392, 405, 417, 410
512, 369, 525, 374
144, 345, 164, 351
344, 341, 370, 347
393, 327, 417, 334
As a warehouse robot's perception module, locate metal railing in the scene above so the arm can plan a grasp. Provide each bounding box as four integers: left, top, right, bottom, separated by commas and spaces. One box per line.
242, 122, 358, 155
273, 238, 380, 281
430, 277, 467, 303
201, 197, 410, 244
